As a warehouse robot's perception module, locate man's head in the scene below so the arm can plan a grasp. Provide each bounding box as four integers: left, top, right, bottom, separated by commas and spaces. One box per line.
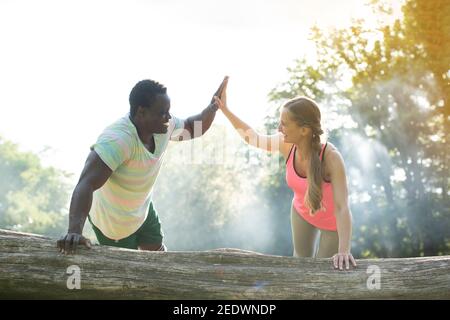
129, 79, 172, 134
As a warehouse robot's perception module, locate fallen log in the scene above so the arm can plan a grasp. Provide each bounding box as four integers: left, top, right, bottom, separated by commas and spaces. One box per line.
0, 229, 449, 299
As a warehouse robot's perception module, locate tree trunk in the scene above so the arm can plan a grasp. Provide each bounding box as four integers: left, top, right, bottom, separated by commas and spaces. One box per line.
0, 229, 449, 299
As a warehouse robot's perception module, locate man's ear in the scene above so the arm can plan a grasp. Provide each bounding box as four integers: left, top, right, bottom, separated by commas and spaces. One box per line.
136, 106, 146, 119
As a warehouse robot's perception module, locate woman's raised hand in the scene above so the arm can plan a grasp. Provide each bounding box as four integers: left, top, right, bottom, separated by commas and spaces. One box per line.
213, 76, 229, 112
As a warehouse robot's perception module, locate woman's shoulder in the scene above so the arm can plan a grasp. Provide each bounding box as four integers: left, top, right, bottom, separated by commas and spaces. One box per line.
323, 141, 346, 170
280, 140, 295, 160
323, 142, 349, 186
324, 141, 338, 154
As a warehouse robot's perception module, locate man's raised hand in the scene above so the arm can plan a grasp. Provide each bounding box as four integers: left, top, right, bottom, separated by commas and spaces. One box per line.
210, 76, 229, 105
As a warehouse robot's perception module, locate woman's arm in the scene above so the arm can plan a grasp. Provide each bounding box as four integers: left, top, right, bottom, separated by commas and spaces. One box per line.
214, 84, 291, 157
221, 105, 284, 152
327, 147, 357, 270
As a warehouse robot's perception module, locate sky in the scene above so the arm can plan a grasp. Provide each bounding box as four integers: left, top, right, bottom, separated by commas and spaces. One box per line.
0, 0, 402, 178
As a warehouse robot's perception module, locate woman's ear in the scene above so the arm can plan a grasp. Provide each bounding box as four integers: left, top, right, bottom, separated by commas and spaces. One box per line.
299, 126, 310, 137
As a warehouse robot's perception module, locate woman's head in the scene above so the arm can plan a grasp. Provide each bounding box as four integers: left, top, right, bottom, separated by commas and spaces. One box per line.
279, 97, 325, 214
278, 96, 323, 144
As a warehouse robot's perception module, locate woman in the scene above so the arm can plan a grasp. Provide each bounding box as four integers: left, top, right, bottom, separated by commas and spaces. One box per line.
214, 79, 356, 270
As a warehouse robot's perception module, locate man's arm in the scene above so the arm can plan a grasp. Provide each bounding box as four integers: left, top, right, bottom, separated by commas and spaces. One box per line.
57, 150, 112, 254
177, 76, 228, 141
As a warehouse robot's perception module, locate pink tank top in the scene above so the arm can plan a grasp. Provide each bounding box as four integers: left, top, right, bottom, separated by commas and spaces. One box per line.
286, 142, 337, 231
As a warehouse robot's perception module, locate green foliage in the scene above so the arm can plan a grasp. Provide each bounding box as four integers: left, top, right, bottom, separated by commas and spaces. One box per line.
0, 137, 72, 237
266, 0, 450, 257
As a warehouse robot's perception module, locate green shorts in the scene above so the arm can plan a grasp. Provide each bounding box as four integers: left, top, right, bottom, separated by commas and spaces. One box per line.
88, 202, 164, 250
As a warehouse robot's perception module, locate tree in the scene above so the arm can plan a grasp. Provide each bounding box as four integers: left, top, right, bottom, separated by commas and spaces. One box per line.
0, 136, 72, 237
266, 0, 450, 257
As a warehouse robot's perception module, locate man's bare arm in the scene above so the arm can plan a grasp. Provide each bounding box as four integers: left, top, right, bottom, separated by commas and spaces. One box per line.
57, 150, 112, 254
177, 76, 228, 140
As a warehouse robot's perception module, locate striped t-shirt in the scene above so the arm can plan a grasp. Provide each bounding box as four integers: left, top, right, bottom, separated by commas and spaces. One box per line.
89, 114, 185, 240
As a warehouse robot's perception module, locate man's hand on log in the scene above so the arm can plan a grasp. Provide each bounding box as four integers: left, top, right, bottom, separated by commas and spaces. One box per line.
57, 233, 92, 255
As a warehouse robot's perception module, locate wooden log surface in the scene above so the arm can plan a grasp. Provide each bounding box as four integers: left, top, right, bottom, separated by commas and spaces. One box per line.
0, 229, 449, 299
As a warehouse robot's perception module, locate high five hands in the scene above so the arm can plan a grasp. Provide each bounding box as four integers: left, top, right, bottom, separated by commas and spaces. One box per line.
212, 76, 228, 111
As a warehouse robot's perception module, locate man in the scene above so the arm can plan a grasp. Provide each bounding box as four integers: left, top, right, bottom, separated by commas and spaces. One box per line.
57, 76, 228, 254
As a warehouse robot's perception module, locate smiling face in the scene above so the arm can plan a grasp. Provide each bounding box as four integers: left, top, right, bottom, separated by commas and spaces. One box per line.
136, 93, 172, 134
278, 107, 311, 144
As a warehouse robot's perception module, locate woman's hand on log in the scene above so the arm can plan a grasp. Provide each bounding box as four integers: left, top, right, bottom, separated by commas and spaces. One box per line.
332, 252, 357, 271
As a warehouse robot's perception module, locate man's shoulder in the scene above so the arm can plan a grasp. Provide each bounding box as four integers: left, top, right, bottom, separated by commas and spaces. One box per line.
167, 116, 186, 141
100, 115, 136, 140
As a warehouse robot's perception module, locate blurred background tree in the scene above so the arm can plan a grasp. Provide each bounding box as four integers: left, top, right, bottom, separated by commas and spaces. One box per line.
266, 0, 449, 257
0, 136, 72, 237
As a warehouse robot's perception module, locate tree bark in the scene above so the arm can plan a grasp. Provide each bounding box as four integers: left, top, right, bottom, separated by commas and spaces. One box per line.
0, 229, 449, 299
